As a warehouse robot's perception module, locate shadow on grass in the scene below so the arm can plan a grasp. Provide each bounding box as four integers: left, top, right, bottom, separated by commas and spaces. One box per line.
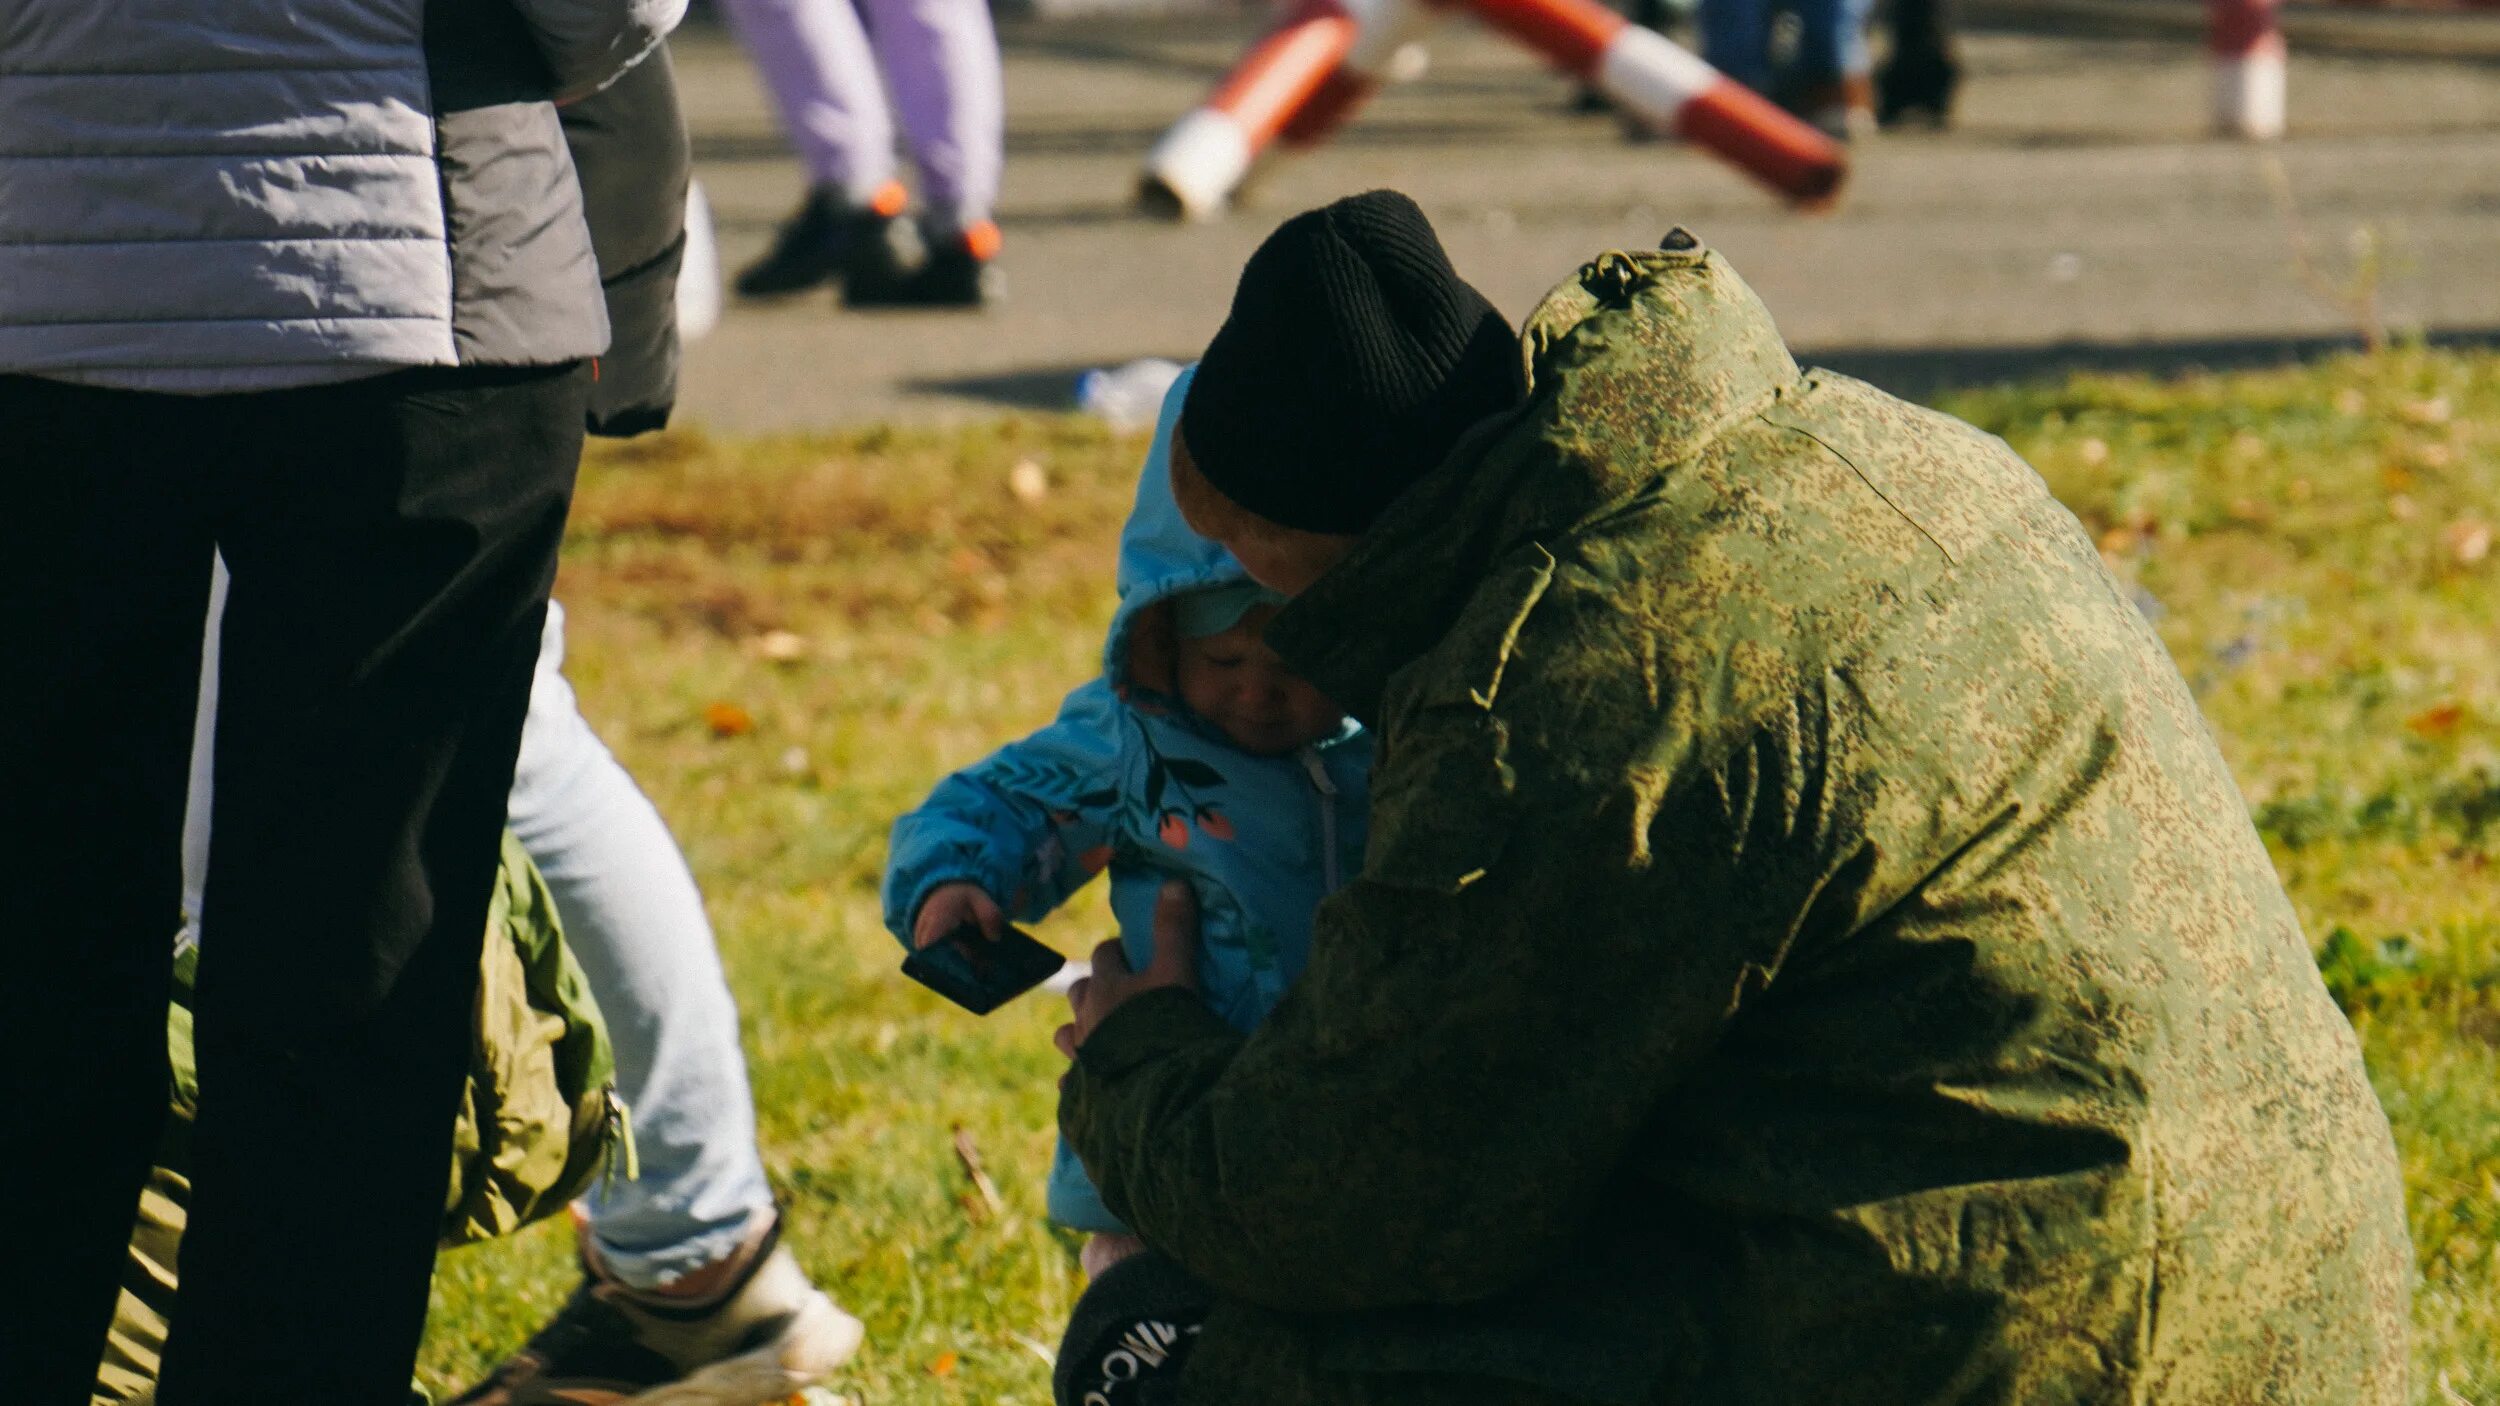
905, 330, 2500, 416
904, 360, 1192, 414
1804, 328, 2500, 402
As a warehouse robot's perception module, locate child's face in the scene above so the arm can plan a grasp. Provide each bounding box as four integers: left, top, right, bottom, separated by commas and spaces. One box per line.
1173, 605, 1345, 757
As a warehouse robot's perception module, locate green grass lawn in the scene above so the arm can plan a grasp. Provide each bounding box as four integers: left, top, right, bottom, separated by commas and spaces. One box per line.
417, 349, 2500, 1404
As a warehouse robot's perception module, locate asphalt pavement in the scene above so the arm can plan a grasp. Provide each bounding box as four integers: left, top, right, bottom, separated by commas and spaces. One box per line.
671, 10, 2500, 430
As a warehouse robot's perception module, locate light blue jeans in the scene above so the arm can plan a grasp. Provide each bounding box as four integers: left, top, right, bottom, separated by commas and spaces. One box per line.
507, 603, 777, 1288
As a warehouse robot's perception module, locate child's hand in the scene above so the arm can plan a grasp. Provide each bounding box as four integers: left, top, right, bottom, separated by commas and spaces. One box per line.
914, 882, 1006, 948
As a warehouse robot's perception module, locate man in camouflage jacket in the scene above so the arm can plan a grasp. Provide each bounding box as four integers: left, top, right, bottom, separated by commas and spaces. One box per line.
1056, 191, 2413, 1405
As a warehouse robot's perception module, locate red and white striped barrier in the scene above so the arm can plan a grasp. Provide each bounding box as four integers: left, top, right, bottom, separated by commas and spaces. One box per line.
1143, 0, 1845, 218
1139, 0, 1361, 221
1470, 0, 1847, 204
2210, 0, 2286, 139
1278, 0, 1437, 147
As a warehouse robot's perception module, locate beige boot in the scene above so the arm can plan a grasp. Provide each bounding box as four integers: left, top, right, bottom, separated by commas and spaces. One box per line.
451, 1214, 863, 1406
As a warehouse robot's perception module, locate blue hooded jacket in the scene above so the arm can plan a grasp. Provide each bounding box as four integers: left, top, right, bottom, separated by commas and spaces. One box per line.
883, 367, 1373, 1231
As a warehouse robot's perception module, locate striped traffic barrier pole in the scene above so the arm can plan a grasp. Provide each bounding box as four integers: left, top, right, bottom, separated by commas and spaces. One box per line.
1464, 0, 1847, 204
1138, 0, 1362, 221
1278, 0, 1438, 147
2210, 0, 2286, 139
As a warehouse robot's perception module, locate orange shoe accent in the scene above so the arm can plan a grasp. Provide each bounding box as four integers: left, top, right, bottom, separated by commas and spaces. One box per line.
960, 219, 1003, 262
868, 180, 910, 218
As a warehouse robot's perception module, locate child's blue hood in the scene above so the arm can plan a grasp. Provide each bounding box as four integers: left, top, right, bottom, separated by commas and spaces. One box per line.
1102, 364, 1251, 690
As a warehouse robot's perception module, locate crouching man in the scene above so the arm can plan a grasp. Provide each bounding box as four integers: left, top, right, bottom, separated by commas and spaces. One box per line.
1051, 191, 2412, 1406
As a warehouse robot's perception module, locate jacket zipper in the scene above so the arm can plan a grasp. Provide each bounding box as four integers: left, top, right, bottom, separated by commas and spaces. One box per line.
1299, 746, 1342, 892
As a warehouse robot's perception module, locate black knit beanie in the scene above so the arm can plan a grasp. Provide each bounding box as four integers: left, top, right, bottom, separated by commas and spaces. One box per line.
1181, 191, 1521, 536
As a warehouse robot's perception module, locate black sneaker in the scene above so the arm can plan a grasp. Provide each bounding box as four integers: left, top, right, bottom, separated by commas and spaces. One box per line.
449, 1216, 862, 1406
734, 182, 920, 300
1876, 48, 1960, 129
844, 220, 1002, 310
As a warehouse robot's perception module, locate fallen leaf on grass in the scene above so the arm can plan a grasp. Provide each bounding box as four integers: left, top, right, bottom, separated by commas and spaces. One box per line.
2406, 703, 2467, 740
2403, 396, 2452, 426
1008, 458, 1050, 505
704, 701, 755, 737
2444, 519, 2492, 566
754, 629, 808, 663
953, 1126, 1006, 1220
928, 1350, 960, 1378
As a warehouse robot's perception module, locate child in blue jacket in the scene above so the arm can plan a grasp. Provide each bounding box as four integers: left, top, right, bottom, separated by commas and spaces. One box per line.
883, 366, 1372, 1255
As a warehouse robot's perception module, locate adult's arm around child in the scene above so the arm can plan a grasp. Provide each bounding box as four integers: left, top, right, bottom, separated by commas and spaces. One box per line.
1057, 641, 1822, 1316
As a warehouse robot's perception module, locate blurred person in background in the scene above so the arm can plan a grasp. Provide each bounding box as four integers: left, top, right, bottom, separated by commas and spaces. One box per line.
1698, 0, 1876, 136
1875, 0, 1961, 128
0, 0, 680, 1401
720, 0, 1008, 307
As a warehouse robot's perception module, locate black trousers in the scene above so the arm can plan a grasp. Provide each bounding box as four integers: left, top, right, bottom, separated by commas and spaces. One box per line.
0, 364, 587, 1405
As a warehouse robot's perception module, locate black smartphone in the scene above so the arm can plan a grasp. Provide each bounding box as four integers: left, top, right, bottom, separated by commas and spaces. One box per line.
902, 921, 1068, 1015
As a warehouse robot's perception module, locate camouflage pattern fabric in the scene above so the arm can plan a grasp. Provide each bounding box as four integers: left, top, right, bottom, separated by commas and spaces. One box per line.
1062, 236, 2412, 1406
95, 833, 620, 1406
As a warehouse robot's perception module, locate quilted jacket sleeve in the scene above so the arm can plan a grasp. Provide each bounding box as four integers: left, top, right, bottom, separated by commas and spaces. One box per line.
883, 681, 1138, 945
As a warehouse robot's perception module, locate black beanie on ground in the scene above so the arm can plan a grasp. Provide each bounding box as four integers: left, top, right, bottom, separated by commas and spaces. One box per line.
1180, 190, 1522, 536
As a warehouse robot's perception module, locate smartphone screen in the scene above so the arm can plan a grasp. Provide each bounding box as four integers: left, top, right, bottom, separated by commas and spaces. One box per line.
901, 922, 1069, 1015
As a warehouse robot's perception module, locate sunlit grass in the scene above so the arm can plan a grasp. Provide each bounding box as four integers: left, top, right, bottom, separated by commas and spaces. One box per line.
420, 350, 2500, 1404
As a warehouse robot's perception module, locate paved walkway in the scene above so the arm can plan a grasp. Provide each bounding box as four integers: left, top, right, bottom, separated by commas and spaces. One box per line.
671, 12, 2500, 430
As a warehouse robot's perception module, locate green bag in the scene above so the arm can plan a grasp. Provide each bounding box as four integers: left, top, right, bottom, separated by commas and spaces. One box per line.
94, 834, 630, 1406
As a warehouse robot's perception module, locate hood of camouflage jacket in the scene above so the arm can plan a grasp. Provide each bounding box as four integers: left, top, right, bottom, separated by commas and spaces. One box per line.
1269, 232, 1798, 721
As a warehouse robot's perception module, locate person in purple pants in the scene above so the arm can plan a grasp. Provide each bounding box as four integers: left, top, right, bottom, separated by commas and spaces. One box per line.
724, 0, 1007, 307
